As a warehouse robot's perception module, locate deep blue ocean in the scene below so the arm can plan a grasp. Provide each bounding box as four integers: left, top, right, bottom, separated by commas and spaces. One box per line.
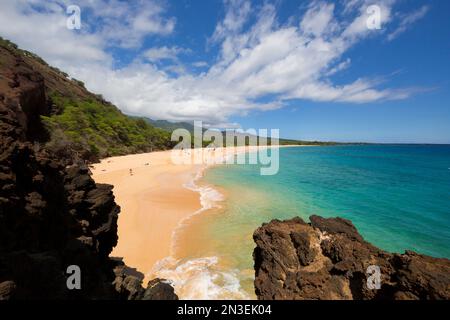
165, 145, 450, 298
204, 145, 450, 259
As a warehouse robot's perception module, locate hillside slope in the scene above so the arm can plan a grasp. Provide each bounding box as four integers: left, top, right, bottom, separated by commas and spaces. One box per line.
144, 118, 197, 134
0, 37, 173, 163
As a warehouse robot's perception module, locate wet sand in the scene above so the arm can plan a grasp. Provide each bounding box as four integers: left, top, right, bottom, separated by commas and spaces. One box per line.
90, 145, 301, 281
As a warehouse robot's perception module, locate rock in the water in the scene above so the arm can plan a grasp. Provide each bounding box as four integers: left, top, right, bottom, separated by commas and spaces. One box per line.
142, 279, 178, 300
253, 216, 450, 300
112, 261, 145, 300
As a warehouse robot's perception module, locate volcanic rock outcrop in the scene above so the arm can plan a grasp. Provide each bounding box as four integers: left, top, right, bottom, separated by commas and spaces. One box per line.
253, 216, 450, 300
0, 38, 177, 300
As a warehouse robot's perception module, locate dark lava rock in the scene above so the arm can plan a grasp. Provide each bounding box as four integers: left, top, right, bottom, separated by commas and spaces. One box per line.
142, 279, 178, 300
253, 216, 450, 300
0, 40, 177, 300
111, 260, 178, 300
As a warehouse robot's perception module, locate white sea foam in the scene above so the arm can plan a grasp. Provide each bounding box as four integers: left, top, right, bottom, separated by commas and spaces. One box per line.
150, 165, 251, 300
169, 166, 224, 255
183, 166, 225, 211
150, 256, 251, 300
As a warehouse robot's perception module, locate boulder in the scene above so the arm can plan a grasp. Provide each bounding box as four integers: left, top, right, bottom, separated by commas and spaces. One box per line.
253, 216, 450, 300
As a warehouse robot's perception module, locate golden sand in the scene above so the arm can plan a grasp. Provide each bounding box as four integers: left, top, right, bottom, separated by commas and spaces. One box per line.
91, 146, 301, 281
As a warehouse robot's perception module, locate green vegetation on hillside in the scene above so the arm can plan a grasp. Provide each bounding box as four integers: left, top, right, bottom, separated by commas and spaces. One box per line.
41, 94, 174, 161
1, 36, 337, 163
144, 118, 197, 134
147, 119, 337, 147
278, 138, 337, 146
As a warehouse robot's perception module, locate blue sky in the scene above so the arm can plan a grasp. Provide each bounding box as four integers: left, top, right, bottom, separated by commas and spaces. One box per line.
237, 0, 450, 143
0, 0, 449, 143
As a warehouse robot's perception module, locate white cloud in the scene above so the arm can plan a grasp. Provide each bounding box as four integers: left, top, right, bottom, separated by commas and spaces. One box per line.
326, 58, 351, 76
0, 0, 427, 126
211, 0, 251, 42
388, 5, 429, 41
300, 2, 337, 37
143, 46, 187, 63
0, 0, 110, 68
0, 0, 176, 65
192, 61, 209, 68
342, 1, 393, 41
79, 0, 176, 48
285, 78, 410, 103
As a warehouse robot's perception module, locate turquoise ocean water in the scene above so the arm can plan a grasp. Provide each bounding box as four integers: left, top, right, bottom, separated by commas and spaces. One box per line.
158, 145, 450, 299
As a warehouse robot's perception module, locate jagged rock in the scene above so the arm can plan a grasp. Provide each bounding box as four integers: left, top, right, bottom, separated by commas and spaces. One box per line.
253, 216, 450, 300
310, 215, 363, 242
142, 279, 178, 300
0, 38, 177, 300
112, 262, 179, 300
0, 281, 16, 300
112, 262, 145, 300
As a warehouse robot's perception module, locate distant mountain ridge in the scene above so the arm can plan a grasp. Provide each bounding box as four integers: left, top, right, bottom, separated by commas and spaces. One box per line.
144, 118, 337, 146
143, 118, 197, 134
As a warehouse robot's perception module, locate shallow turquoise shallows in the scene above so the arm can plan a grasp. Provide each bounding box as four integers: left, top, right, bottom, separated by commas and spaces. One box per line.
201, 145, 450, 275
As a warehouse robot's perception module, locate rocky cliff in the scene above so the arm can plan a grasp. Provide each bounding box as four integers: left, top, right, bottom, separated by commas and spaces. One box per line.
253, 216, 450, 300
0, 39, 177, 300
0, 37, 174, 164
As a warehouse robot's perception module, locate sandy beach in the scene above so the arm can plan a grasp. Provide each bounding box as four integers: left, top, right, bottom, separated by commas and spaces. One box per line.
91, 145, 299, 281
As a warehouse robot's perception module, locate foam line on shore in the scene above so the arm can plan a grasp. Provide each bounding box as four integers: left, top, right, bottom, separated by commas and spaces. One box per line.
151, 256, 251, 300
91, 146, 304, 292
169, 165, 224, 256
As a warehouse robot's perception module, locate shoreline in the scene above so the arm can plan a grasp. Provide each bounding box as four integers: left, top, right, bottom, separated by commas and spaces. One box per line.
91, 150, 202, 282
91, 145, 304, 283
169, 164, 225, 257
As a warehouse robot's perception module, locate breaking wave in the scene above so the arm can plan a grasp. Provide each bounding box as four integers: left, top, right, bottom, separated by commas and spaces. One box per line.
151, 256, 251, 300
